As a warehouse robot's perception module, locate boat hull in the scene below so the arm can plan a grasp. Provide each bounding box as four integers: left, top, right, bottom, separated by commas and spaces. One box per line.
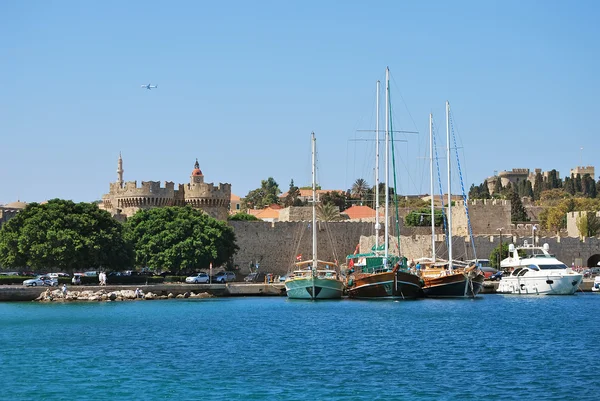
285, 277, 344, 299
497, 274, 583, 295
422, 272, 485, 298
347, 271, 422, 299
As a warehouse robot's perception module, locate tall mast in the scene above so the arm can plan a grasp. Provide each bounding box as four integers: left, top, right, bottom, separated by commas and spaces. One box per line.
311, 132, 317, 299
375, 80, 380, 251
384, 67, 390, 262
446, 101, 453, 270
430, 114, 435, 262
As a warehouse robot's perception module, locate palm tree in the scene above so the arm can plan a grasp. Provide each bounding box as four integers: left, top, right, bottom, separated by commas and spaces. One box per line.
317, 202, 340, 222
351, 178, 369, 204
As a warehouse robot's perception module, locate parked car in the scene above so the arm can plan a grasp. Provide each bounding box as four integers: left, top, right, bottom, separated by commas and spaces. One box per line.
23, 276, 58, 287
48, 272, 70, 278
213, 271, 236, 283
479, 266, 498, 279
489, 271, 503, 281
186, 273, 210, 284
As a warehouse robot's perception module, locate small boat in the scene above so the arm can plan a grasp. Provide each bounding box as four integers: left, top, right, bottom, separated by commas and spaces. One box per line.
592, 276, 600, 292
284, 133, 345, 300
497, 242, 583, 295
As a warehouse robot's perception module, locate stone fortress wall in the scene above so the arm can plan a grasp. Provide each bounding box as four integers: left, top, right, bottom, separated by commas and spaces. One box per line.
229, 220, 600, 276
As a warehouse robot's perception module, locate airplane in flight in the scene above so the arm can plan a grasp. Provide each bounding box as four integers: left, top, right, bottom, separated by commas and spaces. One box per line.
141, 84, 158, 90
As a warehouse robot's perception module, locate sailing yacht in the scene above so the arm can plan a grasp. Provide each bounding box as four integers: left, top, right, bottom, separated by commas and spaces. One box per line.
421, 102, 485, 298
284, 133, 345, 300
345, 68, 422, 300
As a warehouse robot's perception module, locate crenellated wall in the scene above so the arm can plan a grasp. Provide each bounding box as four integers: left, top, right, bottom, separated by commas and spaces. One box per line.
452, 199, 511, 236
185, 182, 231, 220
229, 221, 600, 275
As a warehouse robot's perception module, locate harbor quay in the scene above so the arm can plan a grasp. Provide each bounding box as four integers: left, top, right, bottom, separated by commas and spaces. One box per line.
0, 279, 594, 302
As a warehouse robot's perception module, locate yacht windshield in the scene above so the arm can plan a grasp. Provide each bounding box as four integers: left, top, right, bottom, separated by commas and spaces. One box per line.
538, 264, 568, 270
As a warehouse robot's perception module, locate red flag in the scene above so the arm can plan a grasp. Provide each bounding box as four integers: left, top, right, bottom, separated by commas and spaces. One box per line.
348, 259, 354, 268
296, 254, 302, 261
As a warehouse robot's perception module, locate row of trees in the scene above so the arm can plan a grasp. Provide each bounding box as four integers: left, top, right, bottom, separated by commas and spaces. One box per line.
470, 171, 600, 202
0, 200, 238, 273
241, 177, 426, 216
469, 171, 600, 234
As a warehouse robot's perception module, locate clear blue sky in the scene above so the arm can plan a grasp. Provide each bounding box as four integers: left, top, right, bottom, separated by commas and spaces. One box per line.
1, 0, 598, 205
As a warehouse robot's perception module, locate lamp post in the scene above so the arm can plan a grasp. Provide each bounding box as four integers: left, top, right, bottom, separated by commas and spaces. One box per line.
532, 225, 537, 247
497, 227, 504, 268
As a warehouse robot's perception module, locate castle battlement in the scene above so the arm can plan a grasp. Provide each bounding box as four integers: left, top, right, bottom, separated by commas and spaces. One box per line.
102, 157, 231, 220
458, 199, 510, 207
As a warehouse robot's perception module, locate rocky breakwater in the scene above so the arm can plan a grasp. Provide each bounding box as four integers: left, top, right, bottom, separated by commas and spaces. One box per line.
36, 288, 213, 302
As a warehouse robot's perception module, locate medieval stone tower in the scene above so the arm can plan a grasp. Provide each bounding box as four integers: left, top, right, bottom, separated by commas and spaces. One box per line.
101, 156, 231, 220
184, 159, 231, 220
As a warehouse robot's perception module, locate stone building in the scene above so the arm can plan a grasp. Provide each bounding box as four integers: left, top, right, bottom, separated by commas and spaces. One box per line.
486, 168, 561, 194
570, 166, 595, 178
0, 201, 27, 227
101, 154, 231, 220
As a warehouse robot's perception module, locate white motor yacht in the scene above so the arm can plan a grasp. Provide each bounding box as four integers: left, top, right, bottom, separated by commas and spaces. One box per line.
498, 242, 583, 295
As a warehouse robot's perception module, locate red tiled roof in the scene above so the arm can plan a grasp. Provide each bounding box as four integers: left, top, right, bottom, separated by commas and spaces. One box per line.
343, 205, 376, 219
255, 208, 280, 219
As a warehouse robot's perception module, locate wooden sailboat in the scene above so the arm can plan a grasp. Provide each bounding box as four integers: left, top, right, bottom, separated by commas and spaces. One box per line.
346, 67, 422, 300
421, 102, 484, 298
284, 133, 345, 300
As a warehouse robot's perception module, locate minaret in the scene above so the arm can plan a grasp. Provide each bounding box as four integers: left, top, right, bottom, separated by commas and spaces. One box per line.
117, 152, 124, 188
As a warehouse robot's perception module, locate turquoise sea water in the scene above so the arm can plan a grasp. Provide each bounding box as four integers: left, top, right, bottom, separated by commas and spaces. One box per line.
1, 294, 599, 401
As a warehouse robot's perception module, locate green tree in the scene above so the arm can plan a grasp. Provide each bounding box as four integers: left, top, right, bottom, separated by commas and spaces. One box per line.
510, 191, 529, 222
404, 208, 443, 227
587, 212, 600, 237
320, 191, 349, 211
489, 243, 509, 269
493, 176, 503, 196
317, 202, 341, 221
574, 173, 582, 194
524, 180, 534, 200
0, 199, 132, 271
576, 211, 600, 238
242, 177, 282, 210
228, 212, 260, 221
283, 179, 301, 207
533, 172, 543, 201
548, 169, 561, 189
582, 174, 597, 198
124, 206, 238, 274
468, 183, 480, 199
564, 176, 575, 195
351, 178, 369, 204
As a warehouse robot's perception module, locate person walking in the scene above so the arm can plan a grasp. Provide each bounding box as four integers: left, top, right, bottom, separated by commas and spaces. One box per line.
62, 284, 68, 298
